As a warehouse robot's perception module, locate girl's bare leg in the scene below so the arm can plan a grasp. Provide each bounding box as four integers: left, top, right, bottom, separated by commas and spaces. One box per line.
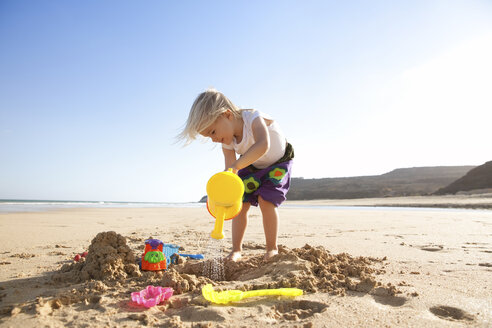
225, 202, 251, 261
258, 196, 279, 260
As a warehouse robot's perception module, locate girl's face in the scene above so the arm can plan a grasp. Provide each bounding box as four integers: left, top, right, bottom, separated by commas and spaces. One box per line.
200, 112, 235, 144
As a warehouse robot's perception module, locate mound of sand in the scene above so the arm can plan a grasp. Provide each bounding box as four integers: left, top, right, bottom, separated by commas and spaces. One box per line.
53, 231, 141, 283
174, 244, 397, 296
52, 232, 396, 298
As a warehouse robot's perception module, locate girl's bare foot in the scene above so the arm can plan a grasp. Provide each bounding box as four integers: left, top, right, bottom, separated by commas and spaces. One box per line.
225, 251, 242, 262
264, 249, 278, 261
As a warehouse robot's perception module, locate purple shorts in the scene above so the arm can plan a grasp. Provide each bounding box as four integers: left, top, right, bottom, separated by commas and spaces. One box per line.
237, 159, 293, 207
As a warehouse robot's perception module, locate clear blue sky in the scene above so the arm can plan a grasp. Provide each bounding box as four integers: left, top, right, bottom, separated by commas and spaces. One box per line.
1, 0, 491, 202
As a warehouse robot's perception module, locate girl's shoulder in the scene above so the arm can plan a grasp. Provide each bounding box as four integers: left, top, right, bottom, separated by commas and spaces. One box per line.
241, 109, 273, 123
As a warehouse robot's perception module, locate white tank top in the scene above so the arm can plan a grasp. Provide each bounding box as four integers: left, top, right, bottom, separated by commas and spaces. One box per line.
222, 109, 286, 169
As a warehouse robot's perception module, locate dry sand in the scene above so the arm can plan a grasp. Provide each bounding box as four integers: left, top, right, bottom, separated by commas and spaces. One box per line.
0, 198, 491, 327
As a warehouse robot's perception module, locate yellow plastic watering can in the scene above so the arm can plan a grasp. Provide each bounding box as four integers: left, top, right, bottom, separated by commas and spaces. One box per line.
206, 168, 244, 239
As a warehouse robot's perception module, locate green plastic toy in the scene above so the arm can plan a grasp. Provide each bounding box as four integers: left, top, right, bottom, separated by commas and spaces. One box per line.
201, 284, 303, 304
144, 251, 165, 264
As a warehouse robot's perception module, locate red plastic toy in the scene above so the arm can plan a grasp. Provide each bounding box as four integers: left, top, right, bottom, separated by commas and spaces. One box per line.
141, 239, 167, 271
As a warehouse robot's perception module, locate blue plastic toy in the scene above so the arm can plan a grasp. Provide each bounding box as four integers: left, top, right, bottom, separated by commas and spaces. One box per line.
162, 243, 180, 266
170, 253, 204, 265
179, 254, 204, 260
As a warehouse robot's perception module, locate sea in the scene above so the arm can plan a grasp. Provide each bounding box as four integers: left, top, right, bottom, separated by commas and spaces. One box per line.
0, 199, 487, 214
0, 199, 205, 214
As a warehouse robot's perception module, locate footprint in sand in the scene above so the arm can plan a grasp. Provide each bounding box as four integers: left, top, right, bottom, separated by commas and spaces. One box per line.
417, 244, 444, 252
372, 295, 408, 307
10, 253, 35, 259
272, 300, 328, 321
406, 244, 444, 252
478, 263, 492, 267
429, 305, 475, 322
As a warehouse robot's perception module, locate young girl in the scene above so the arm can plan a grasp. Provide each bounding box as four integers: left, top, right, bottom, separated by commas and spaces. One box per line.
179, 89, 294, 261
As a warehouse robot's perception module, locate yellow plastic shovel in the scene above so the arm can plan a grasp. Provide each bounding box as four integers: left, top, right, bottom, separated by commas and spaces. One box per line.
202, 284, 303, 304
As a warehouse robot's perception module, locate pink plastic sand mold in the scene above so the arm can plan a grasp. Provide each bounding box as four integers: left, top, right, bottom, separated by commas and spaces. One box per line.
131, 285, 173, 308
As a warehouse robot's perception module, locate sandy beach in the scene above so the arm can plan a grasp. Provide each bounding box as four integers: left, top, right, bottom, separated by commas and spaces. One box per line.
285, 193, 492, 209
0, 198, 491, 327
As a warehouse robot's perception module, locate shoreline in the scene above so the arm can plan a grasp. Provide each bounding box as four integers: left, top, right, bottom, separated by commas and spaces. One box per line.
1, 194, 492, 214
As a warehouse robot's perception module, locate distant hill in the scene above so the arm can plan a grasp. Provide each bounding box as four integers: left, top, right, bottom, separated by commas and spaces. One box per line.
434, 161, 492, 195
287, 166, 475, 200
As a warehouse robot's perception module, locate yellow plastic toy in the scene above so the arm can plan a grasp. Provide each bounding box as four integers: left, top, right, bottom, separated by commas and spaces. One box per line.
202, 284, 303, 304
206, 169, 244, 240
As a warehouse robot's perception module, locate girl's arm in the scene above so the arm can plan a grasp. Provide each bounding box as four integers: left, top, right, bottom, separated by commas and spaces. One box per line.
231, 117, 270, 171
222, 147, 237, 171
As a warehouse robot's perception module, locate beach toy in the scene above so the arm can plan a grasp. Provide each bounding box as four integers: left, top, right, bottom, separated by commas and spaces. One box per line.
206, 169, 244, 239
201, 284, 303, 305
170, 253, 204, 265
161, 243, 180, 266
141, 241, 200, 268
141, 239, 167, 271
131, 286, 173, 308
74, 251, 88, 262
179, 253, 204, 260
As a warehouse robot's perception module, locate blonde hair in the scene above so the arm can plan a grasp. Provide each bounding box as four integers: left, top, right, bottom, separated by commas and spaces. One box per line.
178, 88, 242, 145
